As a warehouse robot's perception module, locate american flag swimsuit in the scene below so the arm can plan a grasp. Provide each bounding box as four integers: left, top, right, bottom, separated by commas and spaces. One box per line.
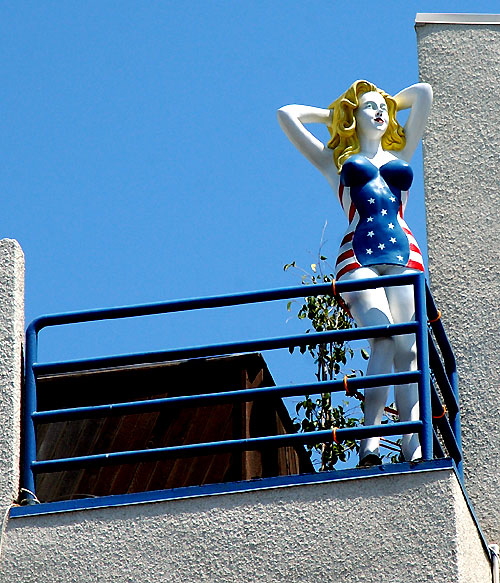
335, 154, 425, 280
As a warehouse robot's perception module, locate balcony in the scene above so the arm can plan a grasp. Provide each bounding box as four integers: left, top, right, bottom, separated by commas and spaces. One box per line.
19, 272, 462, 508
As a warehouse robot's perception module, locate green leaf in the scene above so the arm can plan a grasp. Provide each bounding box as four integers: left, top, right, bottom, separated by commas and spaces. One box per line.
282, 249, 364, 470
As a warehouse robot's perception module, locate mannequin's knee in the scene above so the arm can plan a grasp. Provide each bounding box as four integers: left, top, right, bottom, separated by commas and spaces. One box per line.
370, 336, 396, 362
394, 339, 417, 371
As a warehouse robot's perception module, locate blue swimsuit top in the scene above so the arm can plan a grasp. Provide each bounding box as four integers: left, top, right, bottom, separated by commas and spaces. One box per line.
340, 155, 414, 267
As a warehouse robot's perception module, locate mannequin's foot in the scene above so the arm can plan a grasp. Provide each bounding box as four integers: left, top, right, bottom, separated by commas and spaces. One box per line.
357, 454, 383, 468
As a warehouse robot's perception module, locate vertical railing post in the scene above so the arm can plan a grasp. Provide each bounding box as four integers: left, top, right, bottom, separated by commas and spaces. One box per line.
21, 322, 39, 504
414, 273, 433, 461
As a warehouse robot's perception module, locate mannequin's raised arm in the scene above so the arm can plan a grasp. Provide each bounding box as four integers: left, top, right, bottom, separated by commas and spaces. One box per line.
393, 83, 433, 161
277, 105, 334, 173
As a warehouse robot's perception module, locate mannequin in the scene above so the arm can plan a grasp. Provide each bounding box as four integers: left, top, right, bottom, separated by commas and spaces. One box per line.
278, 80, 432, 465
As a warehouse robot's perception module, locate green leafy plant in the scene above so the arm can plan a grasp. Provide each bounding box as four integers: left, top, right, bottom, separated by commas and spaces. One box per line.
285, 238, 401, 470
284, 255, 365, 470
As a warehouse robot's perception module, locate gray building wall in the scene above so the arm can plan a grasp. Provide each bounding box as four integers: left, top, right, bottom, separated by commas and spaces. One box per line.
0, 239, 24, 508
416, 14, 500, 543
0, 467, 492, 583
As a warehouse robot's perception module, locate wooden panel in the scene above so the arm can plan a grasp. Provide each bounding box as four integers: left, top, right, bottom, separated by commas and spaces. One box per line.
35, 354, 313, 502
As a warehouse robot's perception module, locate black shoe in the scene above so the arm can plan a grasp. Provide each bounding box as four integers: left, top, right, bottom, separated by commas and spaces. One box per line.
358, 454, 383, 468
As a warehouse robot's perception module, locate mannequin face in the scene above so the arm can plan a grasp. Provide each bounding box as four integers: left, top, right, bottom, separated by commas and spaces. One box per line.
354, 91, 389, 139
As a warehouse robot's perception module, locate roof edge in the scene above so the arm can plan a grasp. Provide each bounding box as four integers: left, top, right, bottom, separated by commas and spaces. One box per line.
415, 13, 500, 26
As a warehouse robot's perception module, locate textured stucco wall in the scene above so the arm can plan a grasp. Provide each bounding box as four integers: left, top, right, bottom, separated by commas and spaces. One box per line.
0, 468, 491, 583
0, 239, 24, 508
417, 21, 500, 543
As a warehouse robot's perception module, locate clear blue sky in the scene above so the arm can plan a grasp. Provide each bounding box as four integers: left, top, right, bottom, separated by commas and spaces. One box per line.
0, 2, 495, 382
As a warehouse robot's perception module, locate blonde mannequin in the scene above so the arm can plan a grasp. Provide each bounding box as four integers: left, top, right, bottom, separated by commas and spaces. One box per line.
278, 81, 432, 465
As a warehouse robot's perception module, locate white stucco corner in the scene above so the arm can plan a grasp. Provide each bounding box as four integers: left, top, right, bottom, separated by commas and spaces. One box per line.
0, 239, 25, 508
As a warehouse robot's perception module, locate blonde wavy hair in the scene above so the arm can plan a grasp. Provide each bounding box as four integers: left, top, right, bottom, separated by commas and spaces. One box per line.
327, 80, 406, 172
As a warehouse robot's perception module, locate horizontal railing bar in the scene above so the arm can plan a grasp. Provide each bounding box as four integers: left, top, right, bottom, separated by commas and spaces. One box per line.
33, 371, 422, 423
34, 322, 418, 376
32, 421, 423, 473
28, 273, 421, 335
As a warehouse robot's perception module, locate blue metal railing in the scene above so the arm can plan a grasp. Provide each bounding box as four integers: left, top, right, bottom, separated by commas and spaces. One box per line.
21, 272, 462, 503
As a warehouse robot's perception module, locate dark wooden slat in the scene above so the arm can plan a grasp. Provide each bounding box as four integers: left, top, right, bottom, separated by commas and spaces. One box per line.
35, 354, 314, 501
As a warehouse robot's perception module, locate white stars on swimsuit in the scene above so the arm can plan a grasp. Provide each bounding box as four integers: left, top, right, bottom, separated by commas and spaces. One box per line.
358, 192, 405, 262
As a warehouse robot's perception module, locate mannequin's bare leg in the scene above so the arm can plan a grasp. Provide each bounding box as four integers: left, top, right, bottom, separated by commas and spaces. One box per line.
340, 267, 395, 463
385, 267, 421, 461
